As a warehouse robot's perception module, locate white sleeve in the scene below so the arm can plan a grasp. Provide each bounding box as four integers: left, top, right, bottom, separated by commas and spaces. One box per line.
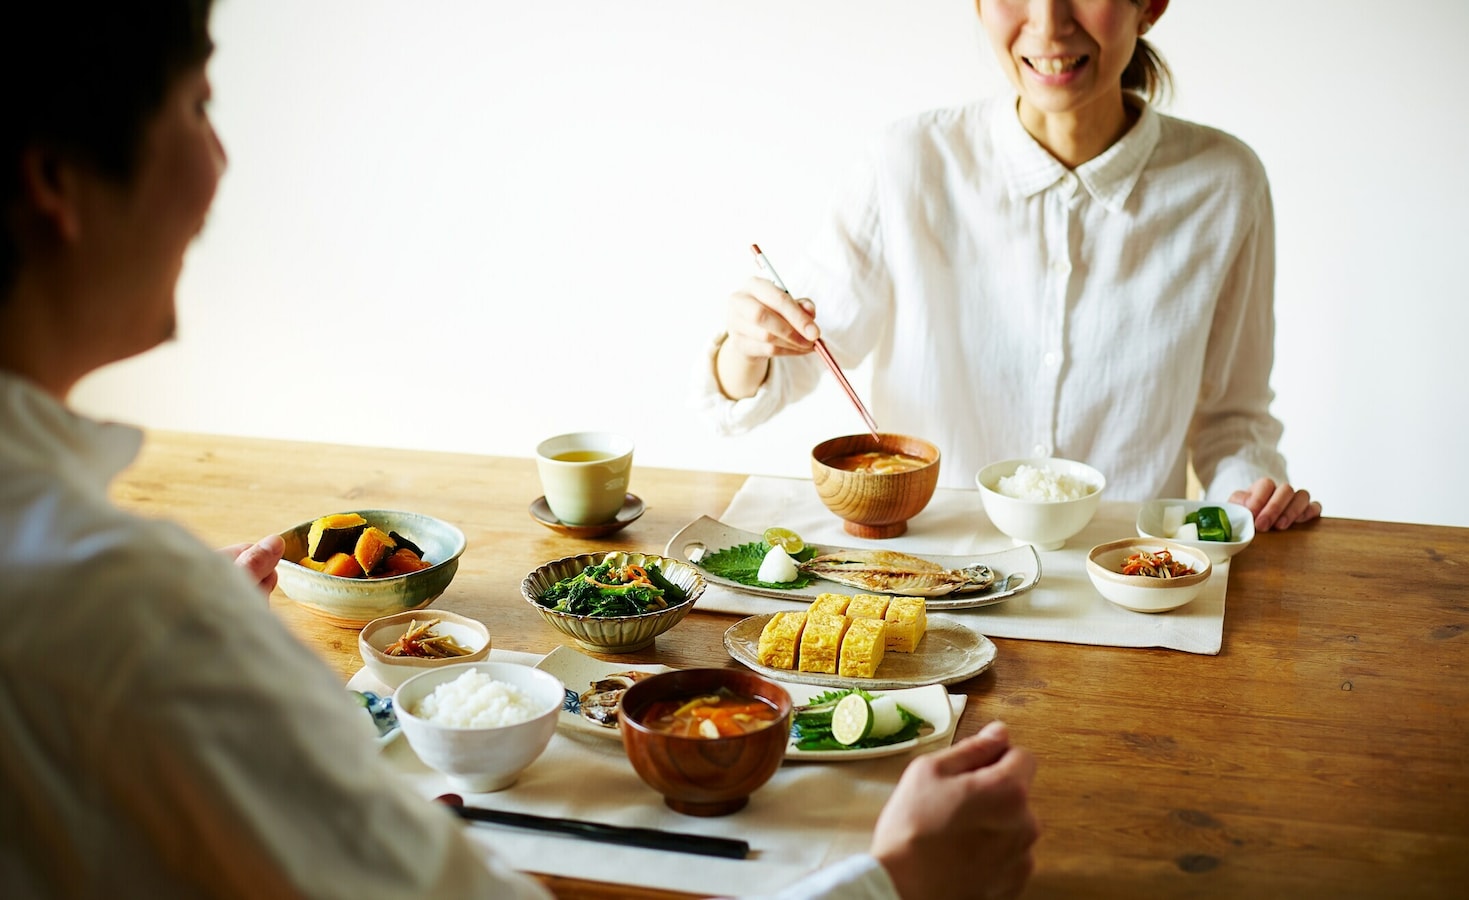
1189, 179, 1290, 500
743, 854, 899, 900
688, 333, 823, 435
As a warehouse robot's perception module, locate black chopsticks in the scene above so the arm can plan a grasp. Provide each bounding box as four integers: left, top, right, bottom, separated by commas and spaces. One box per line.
435, 794, 749, 860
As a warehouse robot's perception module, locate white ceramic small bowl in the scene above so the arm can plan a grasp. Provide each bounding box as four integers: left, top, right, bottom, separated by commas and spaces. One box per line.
976, 457, 1106, 550
1086, 538, 1213, 613
1136, 499, 1255, 564
394, 662, 564, 792
358, 610, 491, 689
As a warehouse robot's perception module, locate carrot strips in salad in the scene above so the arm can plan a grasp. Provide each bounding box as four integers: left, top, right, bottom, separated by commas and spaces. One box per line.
1119, 549, 1195, 579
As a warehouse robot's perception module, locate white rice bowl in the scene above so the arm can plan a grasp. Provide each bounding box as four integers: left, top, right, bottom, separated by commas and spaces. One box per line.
416, 668, 542, 729
997, 464, 1098, 502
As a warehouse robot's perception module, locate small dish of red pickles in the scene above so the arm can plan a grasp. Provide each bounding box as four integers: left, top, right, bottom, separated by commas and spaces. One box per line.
620, 669, 793, 816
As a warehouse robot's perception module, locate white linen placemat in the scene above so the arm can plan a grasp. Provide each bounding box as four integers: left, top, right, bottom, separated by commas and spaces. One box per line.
698, 475, 1227, 655
352, 651, 967, 897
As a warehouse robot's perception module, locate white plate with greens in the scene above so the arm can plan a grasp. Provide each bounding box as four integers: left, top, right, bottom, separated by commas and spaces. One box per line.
665, 516, 1040, 610
785, 683, 957, 761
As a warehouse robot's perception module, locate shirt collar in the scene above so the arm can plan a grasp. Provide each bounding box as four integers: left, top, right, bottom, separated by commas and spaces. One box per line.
993, 96, 1161, 213
0, 371, 144, 494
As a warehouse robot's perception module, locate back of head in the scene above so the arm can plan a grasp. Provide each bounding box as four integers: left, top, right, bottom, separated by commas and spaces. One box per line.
0, 0, 216, 296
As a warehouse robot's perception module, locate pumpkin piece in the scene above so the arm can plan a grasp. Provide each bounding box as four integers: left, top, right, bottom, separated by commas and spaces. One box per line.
297, 556, 329, 572
307, 513, 368, 562
389, 530, 424, 558
321, 552, 365, 578
353, 527, 397, 576
376, 547, 432, 577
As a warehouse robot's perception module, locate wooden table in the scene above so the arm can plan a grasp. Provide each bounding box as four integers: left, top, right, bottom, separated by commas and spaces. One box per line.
113, 430, 1469, 900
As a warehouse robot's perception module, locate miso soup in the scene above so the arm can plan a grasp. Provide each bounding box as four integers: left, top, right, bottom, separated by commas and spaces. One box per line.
641, 688, 781, 739
552, 450, 615, 463
824, 450, 929, 475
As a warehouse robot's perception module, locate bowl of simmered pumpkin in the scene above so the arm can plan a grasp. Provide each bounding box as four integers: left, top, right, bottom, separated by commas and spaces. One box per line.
275, 509, 466, 628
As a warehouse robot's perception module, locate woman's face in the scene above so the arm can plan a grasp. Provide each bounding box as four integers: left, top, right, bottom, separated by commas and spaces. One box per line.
978, 0, 1160, 125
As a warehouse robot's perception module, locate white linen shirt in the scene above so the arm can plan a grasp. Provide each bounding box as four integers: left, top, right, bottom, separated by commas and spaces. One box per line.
0, 372, 895, 900
696, 96, 1289, 501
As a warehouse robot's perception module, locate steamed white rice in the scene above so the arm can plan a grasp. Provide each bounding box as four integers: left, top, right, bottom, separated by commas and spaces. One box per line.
416, 668, 543, 728
997, 464, 1096, 502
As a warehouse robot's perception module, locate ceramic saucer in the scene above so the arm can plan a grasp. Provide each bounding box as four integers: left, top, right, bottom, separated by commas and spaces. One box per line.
529, 493, 645, 538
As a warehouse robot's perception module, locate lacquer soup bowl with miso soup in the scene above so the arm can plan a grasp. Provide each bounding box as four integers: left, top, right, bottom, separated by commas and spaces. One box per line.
619, 668, 793, 817
811, 434, 941, 539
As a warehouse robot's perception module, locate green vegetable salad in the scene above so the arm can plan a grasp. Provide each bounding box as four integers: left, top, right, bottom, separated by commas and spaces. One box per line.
538, 556, 689, 617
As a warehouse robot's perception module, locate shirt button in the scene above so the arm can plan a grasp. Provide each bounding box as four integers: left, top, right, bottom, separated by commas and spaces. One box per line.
1051, 258, 1071, 273
1033, 443, 1051, 457
1043, 352, 1058, 367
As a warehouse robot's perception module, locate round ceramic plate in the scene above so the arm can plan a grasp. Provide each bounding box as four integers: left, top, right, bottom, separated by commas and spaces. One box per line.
723, 615, 997, 690
530, 494, 644, 538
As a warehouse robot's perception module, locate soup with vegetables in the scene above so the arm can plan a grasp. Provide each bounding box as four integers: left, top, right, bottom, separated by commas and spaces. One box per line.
640, 689, 782, 739
824, 451, 929, 475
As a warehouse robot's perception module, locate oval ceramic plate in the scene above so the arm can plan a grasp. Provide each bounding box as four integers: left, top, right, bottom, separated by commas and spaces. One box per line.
785, 682, 957, 762
533, 645, 671, 739
665, 516, 1041, 610
343, 670, 402, 749
723, 615, 997, 690
530, 494, 644, 538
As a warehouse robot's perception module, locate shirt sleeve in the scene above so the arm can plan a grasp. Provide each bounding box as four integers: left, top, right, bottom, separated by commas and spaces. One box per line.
744, 854, 899, 900
1189, 178, 1290, 500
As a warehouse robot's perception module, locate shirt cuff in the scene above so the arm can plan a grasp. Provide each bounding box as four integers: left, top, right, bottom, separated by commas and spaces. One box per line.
689, 333, 786, 435
748, 854, 898, 900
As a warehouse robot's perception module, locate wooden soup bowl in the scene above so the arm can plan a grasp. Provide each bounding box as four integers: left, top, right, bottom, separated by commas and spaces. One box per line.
619, 669, 793, 817
811, 434, 941, 539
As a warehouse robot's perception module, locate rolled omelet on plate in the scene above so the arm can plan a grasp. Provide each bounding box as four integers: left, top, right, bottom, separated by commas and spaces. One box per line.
845, 594, 890, 620
838, 616, 887, 679
883, 596, 926, 653
809, 593, 851, 617
756, 610, 807, 670
798, 612, 851, 674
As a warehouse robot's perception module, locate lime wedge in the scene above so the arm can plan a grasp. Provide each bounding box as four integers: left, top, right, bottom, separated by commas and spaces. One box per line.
831, 693, 874, 746
762, 527, 805, 554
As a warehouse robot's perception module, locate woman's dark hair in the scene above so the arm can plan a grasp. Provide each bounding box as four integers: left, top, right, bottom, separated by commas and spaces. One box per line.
0, 0, 215, 296
1122, 36, 1173, 105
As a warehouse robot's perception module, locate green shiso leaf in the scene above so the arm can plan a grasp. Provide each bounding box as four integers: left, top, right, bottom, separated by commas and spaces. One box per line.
697, 541, 819, 589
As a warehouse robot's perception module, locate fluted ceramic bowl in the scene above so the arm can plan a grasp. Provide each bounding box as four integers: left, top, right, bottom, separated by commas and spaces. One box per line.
521, 551, 705, 654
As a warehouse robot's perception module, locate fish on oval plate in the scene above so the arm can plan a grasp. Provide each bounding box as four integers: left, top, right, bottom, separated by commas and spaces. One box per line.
665, 516, 1040, 611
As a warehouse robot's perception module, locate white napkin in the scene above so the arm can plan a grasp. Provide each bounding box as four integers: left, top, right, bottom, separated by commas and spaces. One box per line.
699, 476, 1228, 655
352, 650, 968, 897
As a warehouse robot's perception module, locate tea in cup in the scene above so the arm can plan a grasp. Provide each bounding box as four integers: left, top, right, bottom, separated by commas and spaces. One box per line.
535, 432, 634, 525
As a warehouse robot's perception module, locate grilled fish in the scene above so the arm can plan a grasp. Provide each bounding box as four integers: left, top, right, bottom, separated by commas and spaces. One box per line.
800, 549, 996, 597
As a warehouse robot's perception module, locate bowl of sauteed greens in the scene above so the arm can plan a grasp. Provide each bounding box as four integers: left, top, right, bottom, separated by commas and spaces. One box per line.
521, 551, 705, 653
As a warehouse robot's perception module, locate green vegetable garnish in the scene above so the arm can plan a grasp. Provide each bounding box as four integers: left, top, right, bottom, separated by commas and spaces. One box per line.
539, 558, 688, 617
698, 541, 819, 589
1185, 506, 1233, 542
790, 688, 926, 751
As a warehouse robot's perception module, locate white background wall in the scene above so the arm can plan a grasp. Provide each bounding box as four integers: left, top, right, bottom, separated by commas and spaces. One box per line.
73, 0, 1469, 527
